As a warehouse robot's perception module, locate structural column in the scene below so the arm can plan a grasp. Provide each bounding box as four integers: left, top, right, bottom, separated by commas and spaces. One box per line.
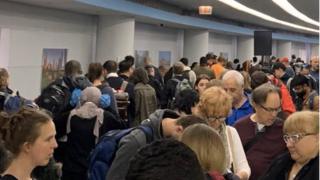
277, 40, 292, 58
96, 15, 135, 63
183, 30, 209, 63
237, 36, 254, 62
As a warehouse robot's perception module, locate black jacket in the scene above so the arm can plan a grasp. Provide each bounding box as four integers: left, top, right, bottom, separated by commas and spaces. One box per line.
259, 152, 319, 180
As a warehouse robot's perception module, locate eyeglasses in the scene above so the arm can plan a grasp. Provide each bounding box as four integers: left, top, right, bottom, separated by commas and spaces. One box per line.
283, 133, 316, 144
207, 116, 226, 122
258, 104, 281, 113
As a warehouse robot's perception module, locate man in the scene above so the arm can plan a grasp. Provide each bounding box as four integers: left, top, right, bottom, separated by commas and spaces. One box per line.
280, 57, 295, 78
180, 57, 197, 86
118, 59, 134, 81
222, 70, 253, 125
192, 56, 215, 79
272, 62, 291, 85
290, 74, 319, 111
105, 111, 207, 180
211, 56, 226, 79
103, 60, 135, 126
126, 139, 205, 180
144, 57, 163, 85
206, 53, 217, 67
310, 56, 319, 93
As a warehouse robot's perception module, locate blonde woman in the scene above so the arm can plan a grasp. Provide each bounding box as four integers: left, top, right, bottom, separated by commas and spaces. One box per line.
181, 124, 226, 179
196, 86, 250, 180
260, 111, 319, 180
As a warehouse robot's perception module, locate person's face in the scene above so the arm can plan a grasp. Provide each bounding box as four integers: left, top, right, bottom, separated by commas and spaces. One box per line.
254, 92, 281, 126
162, 118, 183, 140
196, 79, 209, 95
300, 68, 310, 76
223, 78, 243, 106
311, 58, 319, 71
207, 116, 226, 130
293, 84, 308, 99
148, 67, 155, 77
273, 69, 282, 79
27, 121, 58, 166
284, 131, 319, 164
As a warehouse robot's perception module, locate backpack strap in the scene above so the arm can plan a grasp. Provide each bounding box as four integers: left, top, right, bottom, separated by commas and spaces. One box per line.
137, 125, 154, 143
120, 80, 128, 91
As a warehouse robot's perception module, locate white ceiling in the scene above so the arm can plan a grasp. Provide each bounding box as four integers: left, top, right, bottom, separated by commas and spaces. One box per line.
7, 0, 319, 36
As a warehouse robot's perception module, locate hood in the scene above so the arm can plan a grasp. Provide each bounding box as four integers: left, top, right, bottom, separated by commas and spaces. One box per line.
141, 109, 179, 139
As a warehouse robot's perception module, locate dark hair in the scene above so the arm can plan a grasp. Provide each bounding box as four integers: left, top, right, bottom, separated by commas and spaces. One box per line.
176, 115, 208, 129
0, 108, 52, 156
124, 55, 135, 66
272, 62, 286, 72
195, 74, 211, 88
103, 60, 117, 73
290, 74, 310, 88
190, 62, 198, 70
180, 57, 189, 66
217, 56, 225, 63
250, 71, 269, 90
199, 56, 207, 66
253, 56, 258, 63
87, 63, 103, 82
130, 67, 149, 85
291, 54, 296, 59
174, 89, 199, 114
65, 60, 82, 76
126, 139, 205, 180
119, 60, 133, 73
206, 53, 216, 60
251, 83, 281, 105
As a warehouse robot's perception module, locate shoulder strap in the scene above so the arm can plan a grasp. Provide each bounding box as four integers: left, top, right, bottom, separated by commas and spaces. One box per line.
308, 91, 318, 110
244, 125, 266, 152
137, 125, 153, 143
226, 127, 234, 169
120, 80, 128, 91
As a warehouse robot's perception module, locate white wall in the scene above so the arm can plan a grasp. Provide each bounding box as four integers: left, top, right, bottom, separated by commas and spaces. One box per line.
0, 1, 95, 99
0, 28, 10, 69
96, 15, 134, 63
292, 42, 307, 61
237, 36, 254, 62
277, 41, 292, 58
184, 30, 209, 63
134, 23, 182, 67
209, 32, 236, 61
311, 44, 319, 57
272, 40, 277, 57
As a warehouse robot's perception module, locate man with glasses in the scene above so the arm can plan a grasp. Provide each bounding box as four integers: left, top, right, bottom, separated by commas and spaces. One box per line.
290, 74, 319, 111
234, 83, 287, 180
260, 111, 319, 180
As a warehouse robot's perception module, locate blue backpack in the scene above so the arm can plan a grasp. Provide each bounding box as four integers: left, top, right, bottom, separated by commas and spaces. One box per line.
0, 91, 35, 113
87, 125, 153, 180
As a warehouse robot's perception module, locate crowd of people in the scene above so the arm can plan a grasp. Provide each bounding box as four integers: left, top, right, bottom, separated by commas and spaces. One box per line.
0, 53, 319, 180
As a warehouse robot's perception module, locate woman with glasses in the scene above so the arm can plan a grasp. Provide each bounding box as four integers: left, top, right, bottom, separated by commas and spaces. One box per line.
260, 111, 319, 180
196, 86, 250, 180
234, 83, 287, 180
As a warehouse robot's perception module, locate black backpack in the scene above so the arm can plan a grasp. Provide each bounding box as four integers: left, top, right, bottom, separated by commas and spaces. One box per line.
35, 78, 71, 114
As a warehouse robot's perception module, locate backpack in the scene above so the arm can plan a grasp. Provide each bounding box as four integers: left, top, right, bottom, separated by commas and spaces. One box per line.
168, 78, 192, 109
114, 81, 130, 122
35, 78, 71, 114
0, 91, 34, 113
87, 125, 153, 180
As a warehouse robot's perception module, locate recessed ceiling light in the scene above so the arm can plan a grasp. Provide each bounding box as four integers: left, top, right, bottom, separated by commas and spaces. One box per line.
272, 0, 319, 27
217, 0, 319, 33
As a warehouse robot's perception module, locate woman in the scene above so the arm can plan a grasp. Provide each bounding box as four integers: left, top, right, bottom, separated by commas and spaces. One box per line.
196, 87, 251, 180
62, 87, 123, 180
181, 124, 226, 180
87, 62, 118, 117
194, 74, 210, 96
234, 83, 287, 180
0, 108, 58, 180
130, 68, 157, 125
260, 111, 319, 180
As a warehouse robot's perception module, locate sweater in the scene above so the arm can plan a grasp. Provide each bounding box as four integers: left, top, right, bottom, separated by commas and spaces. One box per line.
234, 115, 287, 180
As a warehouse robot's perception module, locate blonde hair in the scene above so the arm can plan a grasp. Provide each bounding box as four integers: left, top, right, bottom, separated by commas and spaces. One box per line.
284, 111, 319, 134
0, 68, 9, 89
198, 86, 232, 118
181, 124, 226, 173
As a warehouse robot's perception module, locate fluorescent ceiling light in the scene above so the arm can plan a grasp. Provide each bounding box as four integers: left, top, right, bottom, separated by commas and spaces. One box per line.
217, 0, 319, 33
272, 0, 319, 27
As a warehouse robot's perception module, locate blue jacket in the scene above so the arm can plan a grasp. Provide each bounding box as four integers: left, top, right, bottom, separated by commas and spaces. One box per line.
226, 94, 253, 126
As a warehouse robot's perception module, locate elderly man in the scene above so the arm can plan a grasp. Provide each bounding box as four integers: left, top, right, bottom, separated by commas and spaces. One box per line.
310, 56, 319, 93
222, 70, 254, 125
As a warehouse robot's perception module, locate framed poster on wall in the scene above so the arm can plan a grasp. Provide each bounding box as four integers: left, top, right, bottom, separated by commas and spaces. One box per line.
158, 51, 171, 69
41, 48, 67, 90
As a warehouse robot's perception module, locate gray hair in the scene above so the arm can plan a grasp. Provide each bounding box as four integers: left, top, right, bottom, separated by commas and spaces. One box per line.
222, 70, 244, 86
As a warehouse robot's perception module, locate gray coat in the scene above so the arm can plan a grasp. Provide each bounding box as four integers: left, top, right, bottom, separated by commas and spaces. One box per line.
105, 109, 177, 180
